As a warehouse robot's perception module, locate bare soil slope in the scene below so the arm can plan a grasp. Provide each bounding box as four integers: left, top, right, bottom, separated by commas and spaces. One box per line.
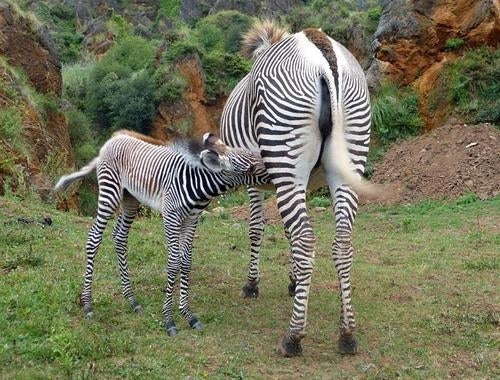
371, 123, 499, 203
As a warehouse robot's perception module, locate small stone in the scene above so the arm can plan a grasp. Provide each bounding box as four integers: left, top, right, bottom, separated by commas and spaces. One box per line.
313, 207, 327, 212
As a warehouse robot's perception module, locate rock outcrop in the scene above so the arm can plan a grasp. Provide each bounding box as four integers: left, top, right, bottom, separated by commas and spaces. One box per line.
0, 3, 73, 195
366, 0, 500, 128
151, 54, 222, 141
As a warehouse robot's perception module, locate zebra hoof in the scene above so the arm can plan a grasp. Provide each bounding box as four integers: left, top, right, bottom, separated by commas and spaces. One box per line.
166, 320, 177, 337
338, 335, 358, 355
287, 281, 296, 297
189, 317, 204, 331
241, 283, 259, 298
83, 305, 93, 319
130, 299, 143, 313
277, 334, 303, 357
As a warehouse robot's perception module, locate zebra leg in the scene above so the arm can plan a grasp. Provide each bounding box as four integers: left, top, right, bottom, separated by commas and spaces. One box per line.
81, 190, 121, 318
275, 184, 315, 357
331, 185, 359, 354
242, 187, 265, 298
112, 195, 141, 313
285, 228, 297, 297
161, 212, 184, 337
178, 207, 204, 330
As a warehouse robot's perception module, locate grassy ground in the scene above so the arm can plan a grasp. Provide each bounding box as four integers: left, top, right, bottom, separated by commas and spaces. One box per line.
0, 194, 498, 379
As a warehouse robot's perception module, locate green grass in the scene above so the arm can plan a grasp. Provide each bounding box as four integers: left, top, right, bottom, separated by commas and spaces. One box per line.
0, 194, 498, 378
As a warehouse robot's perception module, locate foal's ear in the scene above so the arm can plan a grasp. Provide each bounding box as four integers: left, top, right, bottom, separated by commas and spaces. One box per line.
202, 133, 229, 153
200, 150, 231, 172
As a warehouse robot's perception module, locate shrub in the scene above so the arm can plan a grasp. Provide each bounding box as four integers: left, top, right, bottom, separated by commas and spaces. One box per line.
429, 47, 499, 124
65, 108, 98, 167
0, 107, 24, 149
202, 52, 251, 100
153, 67, 187, 103
371, 81, 423, 147
444, 38, 465, 51
62, 63, 93, 110
101, 36, 156, 72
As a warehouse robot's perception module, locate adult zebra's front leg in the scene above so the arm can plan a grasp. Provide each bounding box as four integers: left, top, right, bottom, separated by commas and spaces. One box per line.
241, 187, 265, 298
112, 194, 142, 313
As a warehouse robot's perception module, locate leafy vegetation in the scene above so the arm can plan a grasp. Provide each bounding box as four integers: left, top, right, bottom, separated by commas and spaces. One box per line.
366, 81, 424, 177
428, 47, 500, 125
0, 194, 498, 378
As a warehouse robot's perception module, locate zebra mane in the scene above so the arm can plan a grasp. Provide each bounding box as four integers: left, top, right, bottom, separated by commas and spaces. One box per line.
112, 129, 167, 145
242, 19, 289, 59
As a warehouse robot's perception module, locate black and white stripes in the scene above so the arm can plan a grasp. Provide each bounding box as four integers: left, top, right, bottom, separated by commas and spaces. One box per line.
55, 131, 269, 335
220, 24, 372, 356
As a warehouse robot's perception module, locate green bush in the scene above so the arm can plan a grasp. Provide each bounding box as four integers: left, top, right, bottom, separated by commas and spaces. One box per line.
62, 63, 93, 110
65, 108, 98, 167
429, 47, 499, 124
153, 67, 187, 103
371, 81, 424, 147
162, 39, 200, 63
101, 36, 156, 72
444, 38, 465, 51
0, 107, 24, 148
195, 11, 253, 53
202, 52, 251, 100
83, 36, 157, 134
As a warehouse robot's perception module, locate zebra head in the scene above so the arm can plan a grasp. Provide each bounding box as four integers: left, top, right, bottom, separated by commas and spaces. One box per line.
200, 133, 268, 182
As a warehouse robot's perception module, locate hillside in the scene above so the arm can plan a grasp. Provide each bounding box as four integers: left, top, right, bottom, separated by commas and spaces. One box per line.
0, 0, 498, 209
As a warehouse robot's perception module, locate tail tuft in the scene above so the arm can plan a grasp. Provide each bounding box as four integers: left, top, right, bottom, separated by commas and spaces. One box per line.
242, 20, 288, 59
53, 157, 98, 192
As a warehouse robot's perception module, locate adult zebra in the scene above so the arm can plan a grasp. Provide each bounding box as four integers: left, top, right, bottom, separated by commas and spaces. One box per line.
55, 131, 270, 336
220, 22, 374, 356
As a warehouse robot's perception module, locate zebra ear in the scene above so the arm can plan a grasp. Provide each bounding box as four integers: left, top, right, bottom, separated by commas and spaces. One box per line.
200, 150, 231, 172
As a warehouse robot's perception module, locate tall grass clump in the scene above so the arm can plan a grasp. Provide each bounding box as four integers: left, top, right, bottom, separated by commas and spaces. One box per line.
365, 82, 424, 177
371, 81, 424, 147
428, 47, 499, 125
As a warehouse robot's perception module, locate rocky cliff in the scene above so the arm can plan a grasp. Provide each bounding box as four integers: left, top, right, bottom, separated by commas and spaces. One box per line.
0, 2, 72, 195
367, 0, 499, 128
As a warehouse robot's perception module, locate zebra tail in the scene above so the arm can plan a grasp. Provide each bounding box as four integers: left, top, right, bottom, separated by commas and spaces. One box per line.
54, 157, 98, 192
327, 79, 380, 198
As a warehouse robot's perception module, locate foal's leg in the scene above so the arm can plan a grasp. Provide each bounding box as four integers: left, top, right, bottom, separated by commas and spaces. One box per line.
112, 193, 141, 313
161, 207, 185, 336
241, 187, 265, 298
178, 205, 206, 330
81, 175, 121, 318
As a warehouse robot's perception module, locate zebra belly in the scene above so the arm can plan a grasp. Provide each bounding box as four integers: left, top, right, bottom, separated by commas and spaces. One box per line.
125, 186, 164, 213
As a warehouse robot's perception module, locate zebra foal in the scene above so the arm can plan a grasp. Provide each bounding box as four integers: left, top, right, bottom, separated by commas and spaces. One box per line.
55, 130, 269, 335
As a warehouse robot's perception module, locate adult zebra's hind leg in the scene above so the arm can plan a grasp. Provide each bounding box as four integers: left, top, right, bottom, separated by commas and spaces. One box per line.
112, 193, 142, 313
81, 180, 122, 318
241, 187, 265, 298
274, 184, 316, 357
331, 185, 359, 354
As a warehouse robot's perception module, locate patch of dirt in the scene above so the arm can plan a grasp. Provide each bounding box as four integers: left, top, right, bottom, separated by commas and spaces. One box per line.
371, 123, 500, 203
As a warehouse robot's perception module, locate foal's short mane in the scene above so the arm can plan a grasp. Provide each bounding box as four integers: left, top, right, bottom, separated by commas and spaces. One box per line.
112, 130, 167, 145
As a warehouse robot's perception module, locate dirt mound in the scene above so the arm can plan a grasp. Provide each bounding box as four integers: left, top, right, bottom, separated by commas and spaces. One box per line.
371, 123, 499, 203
